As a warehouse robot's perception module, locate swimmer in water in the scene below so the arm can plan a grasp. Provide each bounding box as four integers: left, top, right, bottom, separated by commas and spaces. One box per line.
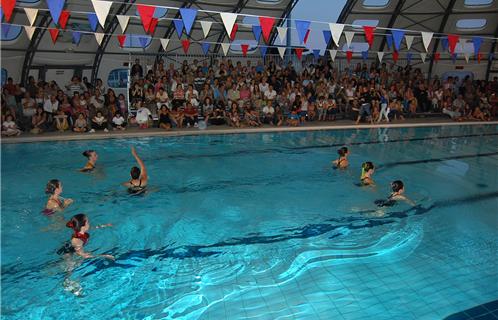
122, 146, 148, 194
375, 180, 415, 207
80, 150, 98, 172
360, 162, 375, 186
332, 147, 349, 169
44, 179, 73, 215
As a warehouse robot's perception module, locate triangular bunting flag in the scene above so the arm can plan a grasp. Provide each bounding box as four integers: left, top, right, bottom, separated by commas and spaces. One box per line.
344, 31, 355, 48
200, 21, 212, 38
441, 37, 448, 51
434, 52, 440, 63
260, 46, 267, 57
489, 52, 494, 62
472, 36, 483, 56
148, 18, 158, 35
252, 25, 262, 42
303, 29, 311, 44
94, 32, 104, 46
139, 36, 150, 48
392, 51, 399, 63
477, 52, 483, 63
220, 12, 237, 36
464, 53, 470, 63
116, 15, 130, 33
322, 30, 332, 45
180, 8, 197, 36
173, 19, 184, 38
421, 32, 433, 52
329, 49, 337, 62
407, 52, 413, 64
221, 43, 230, 56
363, 26, 375, 48
405, 35, 414, 50
386, 34, 393, 50
391, 30, 405, 51
1, 0, 16, 22
295, 20, 311, 44
230, 23, 238, 41
420, 52, 427, 63
361, 50, 368, 61
346, 51, 352, 63
137, 4, 155, 32
312, 49, 320, 59
451, 53, 457, 64
87, 13, 98, 32
58, 10, 70, 29
329, 23, 344, 47
295, 48, 304, 60
447, 34, 459, 54
117, 34, 126, 47
24, 26, 35, 40
277, 27, 287, 43
91, 0, 112, 28
259, 16, 275, 43
277, 47, 286, 59
181, 39, 190, 53
47, 0, 65, 24
49, 28, 59, 44
72, 31, 81, 45
377, 51, 384, 62
241, 44, 249, 57
160, 38, 170, 51
201, 42, 210, 55
24, 8, 38, 26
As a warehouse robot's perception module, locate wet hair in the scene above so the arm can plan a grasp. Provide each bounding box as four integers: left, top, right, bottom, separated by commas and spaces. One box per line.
66, 213, 87, 232
362, 162, 375, 172
131, 166, 141, 179
82, 150, 95, 158
391, 180, 404, 193
337, 147, 348, 157
45, 179, 60, 194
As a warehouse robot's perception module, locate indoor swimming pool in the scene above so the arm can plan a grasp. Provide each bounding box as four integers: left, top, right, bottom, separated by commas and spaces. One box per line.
1, 124, 497, 319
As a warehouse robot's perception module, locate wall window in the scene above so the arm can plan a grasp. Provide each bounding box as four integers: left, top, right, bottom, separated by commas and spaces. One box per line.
123, 35, 152, 48
229, 40, 258, 53
1, 68, 7, 86
464, 0, 493, 6
363, 0, 390, 7
107, 69, 128, 88
456, 18, 487, 30
0, 24, 22, 42
341, 42, 370, 52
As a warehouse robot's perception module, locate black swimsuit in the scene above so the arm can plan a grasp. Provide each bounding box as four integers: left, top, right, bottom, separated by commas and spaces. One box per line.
375, 193, 397, 207
57, 232, 90, 255
128, 179, 146, 194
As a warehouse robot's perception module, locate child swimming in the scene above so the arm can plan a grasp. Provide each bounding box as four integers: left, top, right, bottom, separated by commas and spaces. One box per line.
375, 180, 415, 207
360, 162, 375, 186
80, 150, 98, 172
332, 147, 349, 169
122, 146, 148, 194
44, 179, 73, 215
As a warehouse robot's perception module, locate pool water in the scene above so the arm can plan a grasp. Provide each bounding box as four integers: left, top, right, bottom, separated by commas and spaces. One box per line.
1, 125, 497, 319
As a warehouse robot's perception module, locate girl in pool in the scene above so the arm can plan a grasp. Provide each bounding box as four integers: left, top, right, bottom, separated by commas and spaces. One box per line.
360, 162, 375, 186
44, 179, 73, 214
123, 146, 148, 194
332, 147, 349, 169
80, 150, 98, 172
375, 180, 415, 207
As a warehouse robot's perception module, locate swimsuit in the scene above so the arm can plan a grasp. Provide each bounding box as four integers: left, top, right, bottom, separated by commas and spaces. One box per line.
81, 162, 95, 172
375, 194, 397, 207
57, 232, 90, 255
42, 198, 64, 216
128, 179, 146, 194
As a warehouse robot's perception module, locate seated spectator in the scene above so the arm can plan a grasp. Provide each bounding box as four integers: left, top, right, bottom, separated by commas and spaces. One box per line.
327, 98, 338, 121
172, 84, 186, 109
245, 107, 261, 127
389, 99, 405, 121
169, 105, 184, 128
54, 108, 69, 132
112, 111, 127, 130
211, 106, 226, 126
158, 105, 172, 130
21, 92, 37, 119
117, 94, 128, 116
155, 87, 169, 109
262, 103, 275, 125
264, 85, 277, 106
136, 101, 152, 129
316, 96, 327, 121
228, 102, 241, 128
202, 97, 215, 124
184, 102, 199, 128
2, 115, 21, 136
90, 111, 108, 132
73, 113, 87, 132
43, 95, 59, 127
31, 107, 47, 134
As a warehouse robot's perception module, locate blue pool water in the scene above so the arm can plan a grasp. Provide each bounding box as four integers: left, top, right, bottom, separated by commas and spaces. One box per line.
1, 125, 497, 319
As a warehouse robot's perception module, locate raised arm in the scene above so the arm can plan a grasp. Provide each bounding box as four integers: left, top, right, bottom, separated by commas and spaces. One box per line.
131, 146, 147, 181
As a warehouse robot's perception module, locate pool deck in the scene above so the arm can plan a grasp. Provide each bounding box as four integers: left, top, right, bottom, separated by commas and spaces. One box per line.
1, 118, 497, 144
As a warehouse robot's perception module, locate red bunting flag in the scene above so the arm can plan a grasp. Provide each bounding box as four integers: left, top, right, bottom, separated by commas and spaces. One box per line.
1, 0, 16, 22
303, 29, 310, 44
346, 51, 352, 63
447, 34, 459, 54
230, 23, 238, 41
434, 52, 440, 63
477, 53, 483, 63
392, 51, 399, 63
58, 10, 70, 30
241, 44, 249, 57
137, 4, 155, 32
49, 28, 59, 44
148, 18, 158, 35
295, 48, 304, 60
363, 26, 375, 48
182, 39, 190, 53
258, 16, 275, 43
117, 34, 126, 47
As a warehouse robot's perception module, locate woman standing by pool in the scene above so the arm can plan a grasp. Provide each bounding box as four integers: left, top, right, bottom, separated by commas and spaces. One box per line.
44, 179, 73, 214
123, 147, 148, 194
80, 150, 98, 172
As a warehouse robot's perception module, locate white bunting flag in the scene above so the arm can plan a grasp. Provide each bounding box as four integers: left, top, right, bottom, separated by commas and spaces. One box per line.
160, 39, 170, 51
464, 53, 470, 63
377, 52, 384, 62
329, 23, 344, 47
91, 0, 113, 28
24, 26, 36, 40
277, 27, 287, 43
220, 12, 237, 36
421, 32, 433, 52
405, 35, 414, 50
24, 8, 38, 26
94, 32, 105, 46
329, 49, 337, 62
277, 47, 286, 59
221, 43, 230, 56
200, 21, 212, 38
344, 31, 355, 48
116, 15, 130, 33
420, 52, 427, 63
